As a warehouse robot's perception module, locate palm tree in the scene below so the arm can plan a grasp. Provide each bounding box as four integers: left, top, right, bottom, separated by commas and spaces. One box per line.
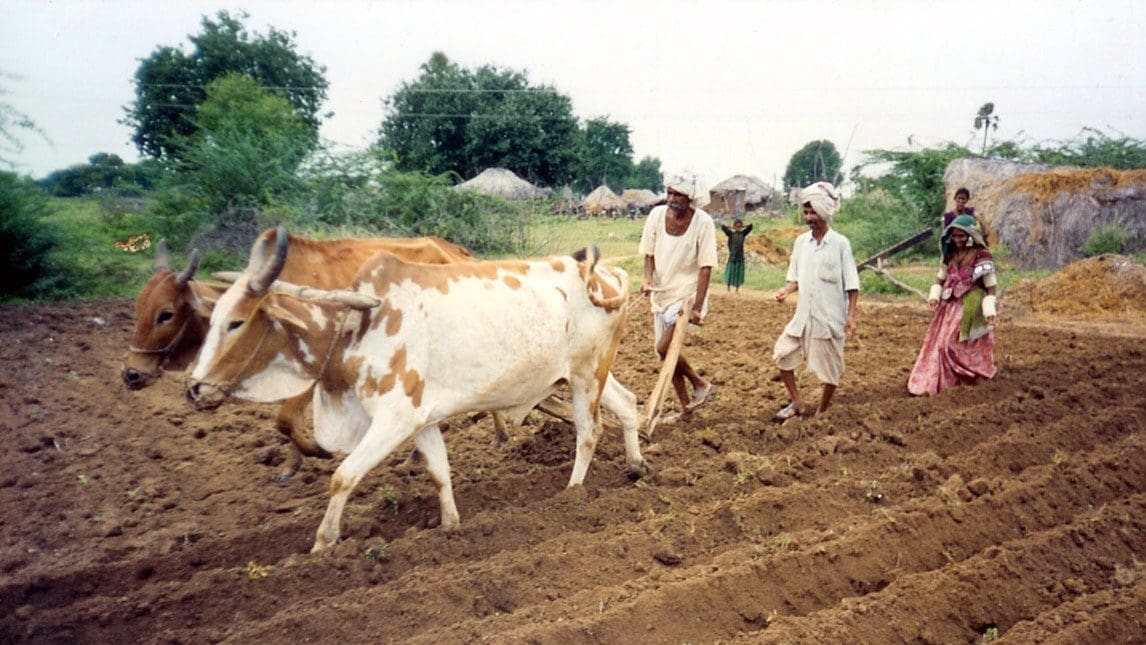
973, 103, 1000, 155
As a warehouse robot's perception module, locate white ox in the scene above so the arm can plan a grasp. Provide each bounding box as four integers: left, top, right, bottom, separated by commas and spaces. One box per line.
186, 230, 647, 551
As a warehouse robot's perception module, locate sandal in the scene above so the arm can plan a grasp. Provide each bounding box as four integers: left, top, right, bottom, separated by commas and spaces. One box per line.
772, 402, 803, 423
688, 383, 714, 411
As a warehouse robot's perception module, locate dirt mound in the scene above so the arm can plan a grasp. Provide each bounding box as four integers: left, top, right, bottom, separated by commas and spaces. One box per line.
717, 231, 792, 265
1, 295, 1144, 642
1006, 254, 1146, 316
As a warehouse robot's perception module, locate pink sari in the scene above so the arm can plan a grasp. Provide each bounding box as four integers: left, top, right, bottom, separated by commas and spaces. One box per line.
907, 260, 997, 396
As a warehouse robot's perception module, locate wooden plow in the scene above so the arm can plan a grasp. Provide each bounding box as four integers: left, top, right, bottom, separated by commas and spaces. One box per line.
640, 295, 694, 442
856, 228, 934, 299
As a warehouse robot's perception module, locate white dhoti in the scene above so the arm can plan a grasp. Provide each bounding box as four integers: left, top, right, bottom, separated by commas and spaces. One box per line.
772, 327, 845, 386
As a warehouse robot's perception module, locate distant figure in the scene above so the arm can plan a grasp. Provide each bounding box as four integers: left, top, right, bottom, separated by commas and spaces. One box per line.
943, 187, 976, 229
908, 214, 998, 396
771, 182, 859, 421
639, 170, 717, 422
721, 219, 753, 292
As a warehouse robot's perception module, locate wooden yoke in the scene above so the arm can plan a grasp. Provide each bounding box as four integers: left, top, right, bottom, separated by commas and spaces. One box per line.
641, 295, 694, 442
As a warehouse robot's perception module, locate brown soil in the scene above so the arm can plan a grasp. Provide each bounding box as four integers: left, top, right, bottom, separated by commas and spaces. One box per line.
1006, 254, 1146, 317
2, 294, 1144, 643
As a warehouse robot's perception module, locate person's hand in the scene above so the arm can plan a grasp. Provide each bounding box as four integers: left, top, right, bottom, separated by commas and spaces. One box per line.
927, 299, 939, 313
845, 316, 857, 340
689, 308, 703, 325
772, 287, 789, 303
986, 314, 997, 326
640, 280, 654, 295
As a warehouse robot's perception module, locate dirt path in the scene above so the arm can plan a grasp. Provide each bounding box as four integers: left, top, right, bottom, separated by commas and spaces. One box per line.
1, 294, 1143, 643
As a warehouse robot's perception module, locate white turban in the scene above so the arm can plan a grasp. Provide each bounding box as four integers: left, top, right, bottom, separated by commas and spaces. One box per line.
665, 169, 710, 208
800, 181, 841, 221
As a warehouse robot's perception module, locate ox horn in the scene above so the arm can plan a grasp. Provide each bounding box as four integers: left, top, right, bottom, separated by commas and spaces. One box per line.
265, 279, 381, 310
212, 271, 241, 284
174, 249, 200, 286
247, 226, 289, 296
154, 239, 170, 273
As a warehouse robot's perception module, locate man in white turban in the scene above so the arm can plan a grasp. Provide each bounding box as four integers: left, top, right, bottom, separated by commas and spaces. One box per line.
770, 182, 859, 421
638, 170, 718, 422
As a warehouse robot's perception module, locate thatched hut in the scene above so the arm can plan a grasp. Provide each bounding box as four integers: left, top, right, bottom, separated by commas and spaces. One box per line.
582, 185, 626, 215
619, 188, 658, 206
454, 168, 549, 200
708, 175, 777, 215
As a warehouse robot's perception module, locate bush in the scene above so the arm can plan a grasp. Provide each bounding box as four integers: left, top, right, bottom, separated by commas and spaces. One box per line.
834, 189, 934, 260
0, 172, 74, 299
1079, 225, 1137, 257
290, 167, 528, 254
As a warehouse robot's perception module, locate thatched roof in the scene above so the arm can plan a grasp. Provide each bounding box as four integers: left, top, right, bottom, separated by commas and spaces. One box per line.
582, 185, 625, 212
454, 168, 549, 200
709, 175, 773, 205
619, 188, 658, 205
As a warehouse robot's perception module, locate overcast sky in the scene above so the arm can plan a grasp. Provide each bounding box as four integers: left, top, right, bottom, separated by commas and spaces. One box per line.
2, 0, 1143, 187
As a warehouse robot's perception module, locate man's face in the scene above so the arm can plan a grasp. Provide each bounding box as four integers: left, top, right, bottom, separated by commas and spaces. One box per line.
802, 203, 825, 228
733, 221, 744, 231
667, 189, 689, 212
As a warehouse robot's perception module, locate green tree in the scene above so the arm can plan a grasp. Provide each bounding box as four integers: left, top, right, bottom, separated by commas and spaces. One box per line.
38, 153, 166, 197
574, 117, 634, 193
378, 52, 581, 186
855, 142, 970, 226
973, 102, 999, 155
124, 10, 328, 161
626, 155, 664, 192
783, 140, 842, 191
178, 74, 310, 212
465, 83, 579, 186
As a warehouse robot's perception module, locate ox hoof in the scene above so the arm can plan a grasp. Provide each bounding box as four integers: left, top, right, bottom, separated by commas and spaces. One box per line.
310, 536, 341, 553
273, 472, 295, 485
627, 460, 650, 480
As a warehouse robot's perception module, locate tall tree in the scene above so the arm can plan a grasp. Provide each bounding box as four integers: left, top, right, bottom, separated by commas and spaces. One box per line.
378, 53, 581, 186
626, 155, 664, 192
124, 11, 328, 161
574, 117, 634, 193
783, 140, 842, 191
172, 73, 311, 214
973, 102, 999, 155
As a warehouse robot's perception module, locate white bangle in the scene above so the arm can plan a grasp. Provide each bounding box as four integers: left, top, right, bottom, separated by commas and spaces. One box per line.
982, 294, 997, 318
928, 284, 942, 302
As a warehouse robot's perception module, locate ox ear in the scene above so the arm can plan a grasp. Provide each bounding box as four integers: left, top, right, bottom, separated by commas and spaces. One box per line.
174, 249, 200, 286
247, 226, 289, 296
154, 239, 170, 273
188, 283, 222, 319
263, 297, 311, 333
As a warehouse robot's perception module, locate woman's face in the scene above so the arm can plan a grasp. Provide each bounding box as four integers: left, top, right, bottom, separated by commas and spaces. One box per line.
955, 194, 969, 210
950, 229, 969, 246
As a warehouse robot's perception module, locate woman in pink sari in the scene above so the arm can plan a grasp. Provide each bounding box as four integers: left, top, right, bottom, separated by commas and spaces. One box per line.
908, 215, 998, 396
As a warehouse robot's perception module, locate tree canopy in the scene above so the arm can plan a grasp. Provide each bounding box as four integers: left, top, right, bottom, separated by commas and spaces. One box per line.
379, 52, 661, 192
783, 140, 843, 191
123, 11, 328, 161
379, 53, 579, 186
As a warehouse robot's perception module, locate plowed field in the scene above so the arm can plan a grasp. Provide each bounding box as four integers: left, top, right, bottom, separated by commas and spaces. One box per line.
2, 293, 1143, 643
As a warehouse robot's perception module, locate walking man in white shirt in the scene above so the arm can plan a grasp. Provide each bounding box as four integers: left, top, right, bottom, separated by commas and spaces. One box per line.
639, 170, 718, 422
771, 182, 860, 421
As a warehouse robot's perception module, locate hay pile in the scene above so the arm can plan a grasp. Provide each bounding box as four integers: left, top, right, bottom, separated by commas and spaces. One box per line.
582, 185, 625, 213
1005, 254, 1146, 316
943, 159, 1146, 268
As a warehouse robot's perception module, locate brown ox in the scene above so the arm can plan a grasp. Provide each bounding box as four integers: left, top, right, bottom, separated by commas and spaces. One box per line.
123, 230, 473, 479
186, 230, 645, 551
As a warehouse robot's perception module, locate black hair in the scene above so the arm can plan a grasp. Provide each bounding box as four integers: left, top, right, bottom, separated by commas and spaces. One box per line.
955, 187, 971, 199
